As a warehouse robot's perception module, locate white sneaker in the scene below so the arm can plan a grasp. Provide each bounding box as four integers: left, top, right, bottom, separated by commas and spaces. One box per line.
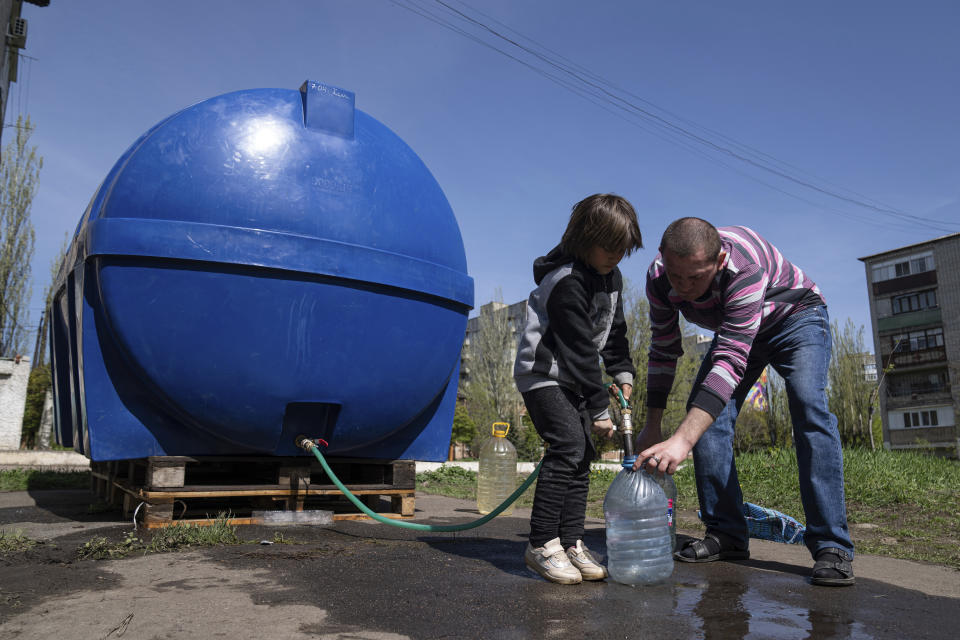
566, 540, 608, 580
525, 537, 582, 584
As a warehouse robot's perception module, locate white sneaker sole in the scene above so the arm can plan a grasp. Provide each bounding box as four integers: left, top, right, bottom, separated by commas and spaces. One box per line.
524, 557, 582, 585
574, 566, 608, 581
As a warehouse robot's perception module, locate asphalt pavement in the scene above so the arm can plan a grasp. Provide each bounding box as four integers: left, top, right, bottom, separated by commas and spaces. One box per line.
0, 489, 958, 639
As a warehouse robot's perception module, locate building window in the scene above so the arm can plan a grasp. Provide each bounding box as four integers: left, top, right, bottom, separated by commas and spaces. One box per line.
903, 410, 938, 428
871, 252, 935, 283
891, 289, 937, 315
891, 327, 943, 352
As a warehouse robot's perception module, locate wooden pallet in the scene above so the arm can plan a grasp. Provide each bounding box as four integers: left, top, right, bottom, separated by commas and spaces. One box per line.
90, 455, 415, 528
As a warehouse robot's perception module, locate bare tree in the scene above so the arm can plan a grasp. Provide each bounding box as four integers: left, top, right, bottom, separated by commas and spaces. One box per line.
622, 279, 701, 436
622, 278, 649, 416
32, 234, 68, 368
461, 292, 532, 456
864, 359, 895, 451
465, 296, 519, 423
661, 331, 704, 436
827, 319, 875, 447
766, 369, 793, 448
0, 116, 42, 356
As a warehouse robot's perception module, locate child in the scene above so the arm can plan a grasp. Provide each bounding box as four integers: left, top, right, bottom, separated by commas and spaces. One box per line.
513, 193, 643, 584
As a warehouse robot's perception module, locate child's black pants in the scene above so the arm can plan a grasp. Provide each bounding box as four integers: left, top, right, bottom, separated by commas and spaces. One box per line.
522, 386, 596, 549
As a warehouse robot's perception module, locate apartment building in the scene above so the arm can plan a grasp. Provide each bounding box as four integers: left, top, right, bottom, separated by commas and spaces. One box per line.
859, 233, 960, 457
1, 0, 49, 146
460, 299, 526, 391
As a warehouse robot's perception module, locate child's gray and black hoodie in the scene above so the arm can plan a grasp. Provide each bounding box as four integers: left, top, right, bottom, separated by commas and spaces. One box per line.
513, 245, 635, 421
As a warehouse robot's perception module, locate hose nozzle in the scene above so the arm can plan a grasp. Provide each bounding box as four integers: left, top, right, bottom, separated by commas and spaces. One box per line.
620, 409, 635, 461
607, 383, 636, 467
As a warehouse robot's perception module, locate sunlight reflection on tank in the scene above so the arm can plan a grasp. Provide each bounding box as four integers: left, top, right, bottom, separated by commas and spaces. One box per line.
237, 117, 293, 158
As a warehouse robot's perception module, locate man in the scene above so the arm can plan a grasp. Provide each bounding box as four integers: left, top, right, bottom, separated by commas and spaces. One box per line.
635, 218, 855, 586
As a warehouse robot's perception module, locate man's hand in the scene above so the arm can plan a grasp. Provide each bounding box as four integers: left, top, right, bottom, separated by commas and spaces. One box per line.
634, 432, 694, 475
591, 418, 616, 439
633, 406, 714, 474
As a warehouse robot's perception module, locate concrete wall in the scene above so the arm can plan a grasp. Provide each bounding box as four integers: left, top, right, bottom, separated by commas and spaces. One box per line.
0, 355, 30, 449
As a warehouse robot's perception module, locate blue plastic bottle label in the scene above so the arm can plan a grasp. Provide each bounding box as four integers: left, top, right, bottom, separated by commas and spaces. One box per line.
667, 499, 674, 527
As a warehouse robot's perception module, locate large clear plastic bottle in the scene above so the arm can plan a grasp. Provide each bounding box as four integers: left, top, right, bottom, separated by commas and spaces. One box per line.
604, 468, 673, 585
476, 422, 517, 516
656, 472, 678, 552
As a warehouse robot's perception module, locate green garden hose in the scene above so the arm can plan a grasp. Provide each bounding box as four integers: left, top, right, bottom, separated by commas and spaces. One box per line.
300, 438, 542, 532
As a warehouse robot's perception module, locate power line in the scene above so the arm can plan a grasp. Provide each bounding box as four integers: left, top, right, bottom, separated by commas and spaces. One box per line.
389, 0, 958, 233
436, 0, 956, 231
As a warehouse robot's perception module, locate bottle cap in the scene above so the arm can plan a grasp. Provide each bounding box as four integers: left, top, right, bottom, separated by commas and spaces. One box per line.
621, 455, 637, 469
491, 422, 510, 437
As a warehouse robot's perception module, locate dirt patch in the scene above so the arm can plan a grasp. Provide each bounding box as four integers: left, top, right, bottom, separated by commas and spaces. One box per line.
848, 504, 960, 568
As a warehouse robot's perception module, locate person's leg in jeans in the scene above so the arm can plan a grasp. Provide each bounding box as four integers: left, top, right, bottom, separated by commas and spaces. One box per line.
522, 386, 593, 548
688, 346, 767, 550
768, 306, 854, 559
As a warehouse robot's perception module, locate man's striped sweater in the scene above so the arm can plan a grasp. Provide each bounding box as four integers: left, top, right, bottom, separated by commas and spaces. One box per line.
646, 226, 825, 418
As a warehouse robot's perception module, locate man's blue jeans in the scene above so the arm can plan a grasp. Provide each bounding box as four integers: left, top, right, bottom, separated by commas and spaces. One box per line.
690, 305, 854, 559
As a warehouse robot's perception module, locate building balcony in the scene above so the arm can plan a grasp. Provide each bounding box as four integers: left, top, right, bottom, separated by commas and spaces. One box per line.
872, 270, 937, 296
888, 425, 956, 448
887, 379, 950, 396
877, 308, 942, 333
883, 346, 947, 368
885, 387, 953, 410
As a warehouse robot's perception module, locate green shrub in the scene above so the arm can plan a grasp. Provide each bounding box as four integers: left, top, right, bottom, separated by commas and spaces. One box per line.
19, 365, 51, 449
417, 465, 478, 500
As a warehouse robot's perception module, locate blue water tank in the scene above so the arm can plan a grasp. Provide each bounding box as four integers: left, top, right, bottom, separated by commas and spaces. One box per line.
48, 80, 473, 462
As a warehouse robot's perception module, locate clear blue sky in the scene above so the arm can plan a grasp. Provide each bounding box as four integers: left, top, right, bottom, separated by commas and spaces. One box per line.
9, 0, 960, 353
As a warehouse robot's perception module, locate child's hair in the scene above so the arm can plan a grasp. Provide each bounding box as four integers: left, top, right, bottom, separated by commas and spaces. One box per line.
560, 194, 643, 262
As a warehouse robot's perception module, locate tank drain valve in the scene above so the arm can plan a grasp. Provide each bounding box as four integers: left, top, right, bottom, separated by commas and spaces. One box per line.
295, 435, 324, 451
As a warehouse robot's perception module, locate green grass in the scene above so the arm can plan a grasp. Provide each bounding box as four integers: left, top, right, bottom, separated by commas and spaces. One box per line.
0, 469, 90, 491
146, 513, 242, 552
75, 513, 243, 560
417, 448, 960, 568
0, 529, 37, 554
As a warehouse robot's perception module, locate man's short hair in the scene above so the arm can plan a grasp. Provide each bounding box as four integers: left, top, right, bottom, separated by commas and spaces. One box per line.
659, 217, 721, 260
560, 194, 643, 263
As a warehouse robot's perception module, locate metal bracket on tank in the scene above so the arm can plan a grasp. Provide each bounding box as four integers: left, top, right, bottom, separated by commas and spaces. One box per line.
299, 80, 355, 139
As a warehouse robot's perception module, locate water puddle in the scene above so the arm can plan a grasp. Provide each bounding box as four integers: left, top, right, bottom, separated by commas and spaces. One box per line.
675, 581, 872, 639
